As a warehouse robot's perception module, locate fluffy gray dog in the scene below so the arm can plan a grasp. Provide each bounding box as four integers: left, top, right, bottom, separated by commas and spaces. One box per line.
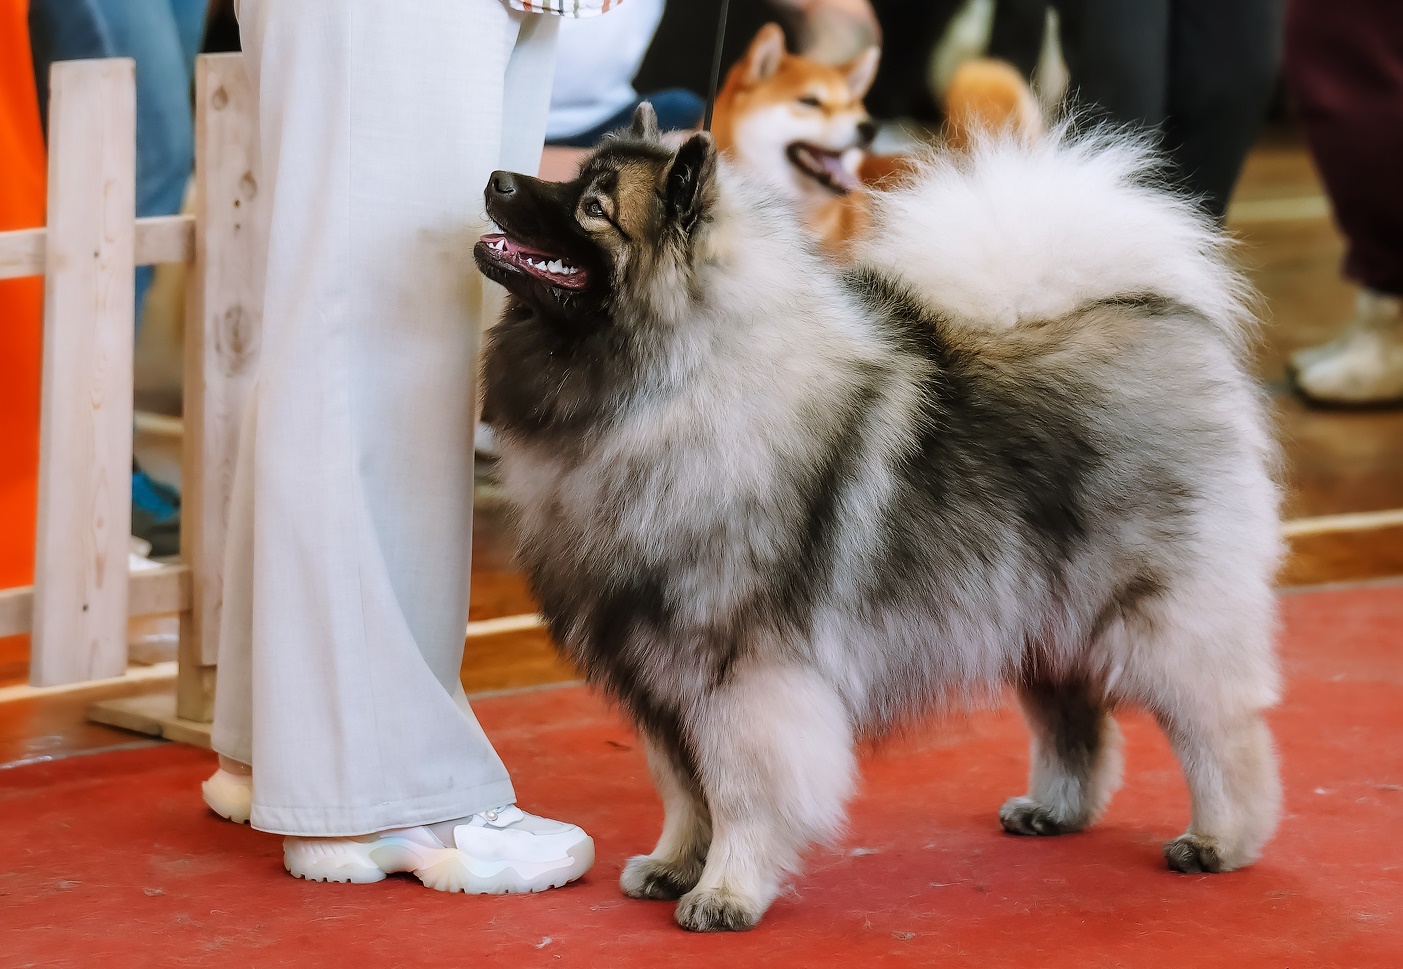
476, 105, 1282, 932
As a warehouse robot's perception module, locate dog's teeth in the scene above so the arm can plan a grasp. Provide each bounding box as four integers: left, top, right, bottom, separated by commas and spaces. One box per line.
548, 259, 563, 273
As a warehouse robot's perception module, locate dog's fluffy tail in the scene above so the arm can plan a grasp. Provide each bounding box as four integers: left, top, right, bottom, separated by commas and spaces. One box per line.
861, 124, 1255, 351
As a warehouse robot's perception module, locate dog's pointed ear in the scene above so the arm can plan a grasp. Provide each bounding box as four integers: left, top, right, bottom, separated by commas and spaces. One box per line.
629, 102, 661, 141
664, 132, 718, 234
744, 23, 787, 85
844, 45, 880, 98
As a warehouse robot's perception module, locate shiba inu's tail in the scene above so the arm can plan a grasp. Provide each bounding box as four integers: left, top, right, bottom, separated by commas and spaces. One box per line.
942, 58, 1044, 151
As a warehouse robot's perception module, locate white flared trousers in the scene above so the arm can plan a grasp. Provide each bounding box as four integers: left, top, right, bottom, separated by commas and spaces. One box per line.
211, 0, 558, 836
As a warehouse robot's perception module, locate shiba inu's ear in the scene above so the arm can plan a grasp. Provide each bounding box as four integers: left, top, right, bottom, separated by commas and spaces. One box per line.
630, 102, 660, 141
844, 45, 880, 99
744, 23, 787, 85
665, 132, 717, 234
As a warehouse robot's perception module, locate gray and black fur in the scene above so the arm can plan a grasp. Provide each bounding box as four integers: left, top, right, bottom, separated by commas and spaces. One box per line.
476, 106, 1283, 932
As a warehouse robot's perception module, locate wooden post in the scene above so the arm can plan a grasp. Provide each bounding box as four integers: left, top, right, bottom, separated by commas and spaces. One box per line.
30, 59, 137, 687
177, 53, 264, 722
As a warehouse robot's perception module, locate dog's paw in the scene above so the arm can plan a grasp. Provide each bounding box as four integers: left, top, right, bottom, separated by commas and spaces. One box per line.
1164, 834, 1227, 873
998, 796, 1081, 836
621, 855, 701, 901
674, 887, 762, 933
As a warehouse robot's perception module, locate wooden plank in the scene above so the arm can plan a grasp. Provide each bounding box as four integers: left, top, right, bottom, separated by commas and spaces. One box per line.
0, 216, 192, 282
88, 689, 213, 748
179, 53, 264, 719
0, 565, 190, 639
0, 585, 32, 640
31, 59, 138, 687
134, 214, 195, 266
0, 227, 45, 279
0, 661, 175, 703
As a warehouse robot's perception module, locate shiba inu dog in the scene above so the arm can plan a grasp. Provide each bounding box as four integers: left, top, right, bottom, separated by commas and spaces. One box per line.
476, 105, 1282, 933
712, 24, 1042, 258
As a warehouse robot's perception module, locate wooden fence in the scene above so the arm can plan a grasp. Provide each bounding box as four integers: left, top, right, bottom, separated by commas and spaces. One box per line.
0, 54, 261, 743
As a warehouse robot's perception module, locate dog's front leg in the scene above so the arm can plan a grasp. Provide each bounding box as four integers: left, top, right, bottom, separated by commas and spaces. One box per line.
621, 731, 711, 900
673, 665, 856, 932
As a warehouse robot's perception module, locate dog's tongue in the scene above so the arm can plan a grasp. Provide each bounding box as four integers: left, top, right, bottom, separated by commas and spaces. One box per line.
799, 146, 861, 193
822, 153, 861, 193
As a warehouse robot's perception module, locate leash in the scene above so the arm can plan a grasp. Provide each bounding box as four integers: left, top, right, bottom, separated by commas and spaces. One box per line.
702, 0, 732, 132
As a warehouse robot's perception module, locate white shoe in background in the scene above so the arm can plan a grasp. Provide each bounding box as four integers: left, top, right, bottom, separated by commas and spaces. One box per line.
1291, 289, 1403, 404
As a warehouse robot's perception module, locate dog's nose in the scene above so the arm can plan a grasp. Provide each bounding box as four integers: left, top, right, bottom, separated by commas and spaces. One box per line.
489, 171, 518, 197
856, 120, 877, 148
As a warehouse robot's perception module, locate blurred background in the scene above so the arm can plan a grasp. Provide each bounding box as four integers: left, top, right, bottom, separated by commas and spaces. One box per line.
1, 0, 1400, 697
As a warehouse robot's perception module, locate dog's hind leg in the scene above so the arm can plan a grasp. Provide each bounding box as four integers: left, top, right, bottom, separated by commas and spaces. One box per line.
1000, 678, 1124, 836
1123, 595, 1281, 873
621, 732, 711, 900
1155, 702, 1280, 873
673, 665, 856, 933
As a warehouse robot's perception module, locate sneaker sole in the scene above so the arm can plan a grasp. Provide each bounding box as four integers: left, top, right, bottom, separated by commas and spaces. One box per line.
284, 835, 595, 894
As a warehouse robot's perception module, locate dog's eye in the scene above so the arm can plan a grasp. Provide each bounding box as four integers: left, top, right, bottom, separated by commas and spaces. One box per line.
798, 95, 822, 108
584, 199, 605, 218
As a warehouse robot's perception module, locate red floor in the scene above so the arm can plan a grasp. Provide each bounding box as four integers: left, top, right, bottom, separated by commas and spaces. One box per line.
4, 583, 1401, 968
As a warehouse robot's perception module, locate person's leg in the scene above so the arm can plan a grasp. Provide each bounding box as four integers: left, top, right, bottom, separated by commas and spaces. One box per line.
1283, 0, 1403, 403
987, 0, 1050, 81
212, 0, 542, 837
864, 0, 965, 121
1163, 0, 1283, 221
74, 1, 201, 320
1054, 0, 1169, 125
166, 0, 208, 68
26, 0, 109, 136
28, 0, 198, 552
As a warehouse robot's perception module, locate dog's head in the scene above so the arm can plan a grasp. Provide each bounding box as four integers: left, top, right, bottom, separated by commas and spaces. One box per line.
712, 23, 879, 203
475, 104, 719, 325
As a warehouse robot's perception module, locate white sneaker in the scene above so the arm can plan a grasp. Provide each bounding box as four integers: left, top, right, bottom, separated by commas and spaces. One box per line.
283, 806, 594, 894
1291, 289, 1403, 404
202, 768, 253, 824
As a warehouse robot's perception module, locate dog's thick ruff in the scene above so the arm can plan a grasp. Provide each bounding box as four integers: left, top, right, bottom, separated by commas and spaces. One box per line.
482, 122, 1283, 931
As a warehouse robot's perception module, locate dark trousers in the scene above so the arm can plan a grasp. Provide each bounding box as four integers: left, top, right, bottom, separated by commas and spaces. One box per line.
1285, 0, 1403, 295
988, 0, 1283, 220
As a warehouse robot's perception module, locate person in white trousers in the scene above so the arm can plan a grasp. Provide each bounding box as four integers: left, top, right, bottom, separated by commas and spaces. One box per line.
199, 0, 611, 893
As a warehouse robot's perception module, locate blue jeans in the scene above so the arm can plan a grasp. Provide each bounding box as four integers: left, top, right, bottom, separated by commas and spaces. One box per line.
29, 0, 206, 324
546, 88, 706, 148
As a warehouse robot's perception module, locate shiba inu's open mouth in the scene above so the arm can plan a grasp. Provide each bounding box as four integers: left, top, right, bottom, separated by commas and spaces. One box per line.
477, 233, 590, 290
786, 143, 861, 195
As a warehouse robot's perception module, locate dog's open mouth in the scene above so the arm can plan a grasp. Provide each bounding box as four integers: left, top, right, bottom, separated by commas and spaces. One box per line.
786, 143, 861, 195
478, 233, 590, 290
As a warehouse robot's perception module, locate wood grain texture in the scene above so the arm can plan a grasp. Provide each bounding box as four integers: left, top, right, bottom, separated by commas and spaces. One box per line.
0, 565, 189, 640
179, 53, 264, 722
0, 227, 45, 279
134, 214, 195, 266
30, 59, 137, 687
0, 216, 193, 282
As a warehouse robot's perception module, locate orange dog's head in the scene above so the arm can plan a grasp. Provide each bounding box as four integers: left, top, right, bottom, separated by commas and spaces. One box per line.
712, 23, 879, 205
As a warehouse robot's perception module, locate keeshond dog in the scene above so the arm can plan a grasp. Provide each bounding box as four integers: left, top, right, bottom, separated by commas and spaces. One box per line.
475, 105, 1282, 933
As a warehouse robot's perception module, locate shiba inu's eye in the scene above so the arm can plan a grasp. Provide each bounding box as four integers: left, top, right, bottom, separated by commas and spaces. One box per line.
798, 95, 822, 108
584, 199, 606, 218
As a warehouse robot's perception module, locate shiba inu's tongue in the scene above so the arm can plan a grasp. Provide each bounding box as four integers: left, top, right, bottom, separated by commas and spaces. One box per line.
480, 233, 589, 289
788, 144, 862, 194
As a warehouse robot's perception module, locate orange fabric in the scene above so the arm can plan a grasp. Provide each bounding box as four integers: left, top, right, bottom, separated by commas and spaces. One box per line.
0, 0, 46, 592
